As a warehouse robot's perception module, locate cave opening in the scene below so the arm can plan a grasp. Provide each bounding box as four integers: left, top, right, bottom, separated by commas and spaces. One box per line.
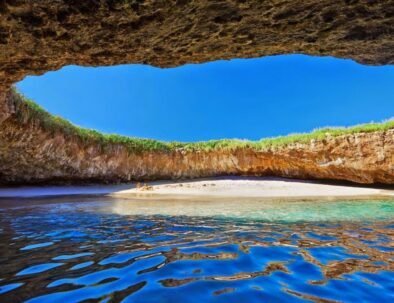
15, 54, 394, 143
1, 0, 394, 185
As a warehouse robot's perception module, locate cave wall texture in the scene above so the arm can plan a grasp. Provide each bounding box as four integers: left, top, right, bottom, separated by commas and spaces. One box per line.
0, 0, 394, 185
0, 91, 393, 185
1, 0, 394, 89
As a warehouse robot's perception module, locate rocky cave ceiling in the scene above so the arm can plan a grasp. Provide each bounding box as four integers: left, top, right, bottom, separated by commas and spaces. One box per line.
0, 0, 393, 92
0, 1, 393, 185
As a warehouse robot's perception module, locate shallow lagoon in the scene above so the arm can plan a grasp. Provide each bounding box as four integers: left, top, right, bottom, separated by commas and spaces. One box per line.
0, 197, 393, 302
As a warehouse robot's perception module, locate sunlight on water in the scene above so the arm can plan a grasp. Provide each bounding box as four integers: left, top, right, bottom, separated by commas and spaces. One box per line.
0, 197, 393, 302
109, 198, 394, 222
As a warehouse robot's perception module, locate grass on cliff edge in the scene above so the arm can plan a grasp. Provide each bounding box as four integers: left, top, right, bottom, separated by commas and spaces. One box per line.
12, 89, 394, 152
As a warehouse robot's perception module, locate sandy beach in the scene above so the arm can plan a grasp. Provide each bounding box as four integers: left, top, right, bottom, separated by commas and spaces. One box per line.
112, 177, 394, 199
0, 177, 393, 199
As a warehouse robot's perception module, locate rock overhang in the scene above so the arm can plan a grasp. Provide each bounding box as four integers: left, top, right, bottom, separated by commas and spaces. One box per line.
0, 0, 393, 92
0, 0, 393, 185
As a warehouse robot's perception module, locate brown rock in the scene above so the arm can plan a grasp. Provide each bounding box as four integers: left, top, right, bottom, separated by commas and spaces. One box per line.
0, 91, 393, 185
0, 1, 393, 185
0, 0, 393, 90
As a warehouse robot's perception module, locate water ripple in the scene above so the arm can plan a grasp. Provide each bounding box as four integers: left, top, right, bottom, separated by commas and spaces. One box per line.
0, 197, 393, 302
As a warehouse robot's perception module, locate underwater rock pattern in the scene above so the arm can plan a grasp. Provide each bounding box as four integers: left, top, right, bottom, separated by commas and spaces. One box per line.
0, 198, 393, 302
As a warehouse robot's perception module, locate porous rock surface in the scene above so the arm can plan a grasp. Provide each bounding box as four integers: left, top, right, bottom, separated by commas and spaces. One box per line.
1, 0, 394, 89
1, 91, 393, 185
0, 0, 393, 185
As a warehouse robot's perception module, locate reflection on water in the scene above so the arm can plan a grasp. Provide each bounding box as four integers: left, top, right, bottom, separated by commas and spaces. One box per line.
109, 198, 394, 221
0, 197, 393, 302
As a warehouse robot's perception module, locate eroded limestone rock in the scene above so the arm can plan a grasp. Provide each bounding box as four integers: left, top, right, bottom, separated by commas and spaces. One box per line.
0, 0, 393, 184
1, 0, 394, 89
0, 91, 393, 185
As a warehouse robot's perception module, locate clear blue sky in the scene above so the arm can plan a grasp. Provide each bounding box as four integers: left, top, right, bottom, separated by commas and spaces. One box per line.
17, 54, 394, 142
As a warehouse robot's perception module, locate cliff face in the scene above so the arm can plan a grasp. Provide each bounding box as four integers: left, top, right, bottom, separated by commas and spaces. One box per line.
1, 92, 393, 185
0, 1, 393, 185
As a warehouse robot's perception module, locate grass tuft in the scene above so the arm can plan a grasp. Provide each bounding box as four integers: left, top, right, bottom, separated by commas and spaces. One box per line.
11, 88, 394, 152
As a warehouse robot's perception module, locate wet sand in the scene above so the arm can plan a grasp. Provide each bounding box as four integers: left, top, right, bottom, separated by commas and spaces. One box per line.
0, 177, 393, 199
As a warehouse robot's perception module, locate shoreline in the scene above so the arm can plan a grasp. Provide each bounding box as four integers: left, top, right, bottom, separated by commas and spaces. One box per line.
0, 177, 393, 200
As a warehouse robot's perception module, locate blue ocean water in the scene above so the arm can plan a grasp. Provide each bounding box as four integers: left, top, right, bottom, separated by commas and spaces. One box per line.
0, 197, 393, 302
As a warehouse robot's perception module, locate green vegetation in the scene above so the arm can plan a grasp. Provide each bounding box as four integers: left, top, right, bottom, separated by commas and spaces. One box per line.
12, 88, 394, 152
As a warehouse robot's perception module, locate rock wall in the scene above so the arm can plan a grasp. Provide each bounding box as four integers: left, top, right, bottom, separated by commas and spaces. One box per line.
1, 0, 394, 89
0, 0, 393, 185
0, 91, 393, 185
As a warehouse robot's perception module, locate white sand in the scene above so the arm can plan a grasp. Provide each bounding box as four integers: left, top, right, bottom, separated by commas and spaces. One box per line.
112, 177, 394, 199
0, 177, 392, 199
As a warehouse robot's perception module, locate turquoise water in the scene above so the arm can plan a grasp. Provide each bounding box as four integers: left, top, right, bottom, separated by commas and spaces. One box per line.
108, 198, 394, 222
0, 197, 393, 302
